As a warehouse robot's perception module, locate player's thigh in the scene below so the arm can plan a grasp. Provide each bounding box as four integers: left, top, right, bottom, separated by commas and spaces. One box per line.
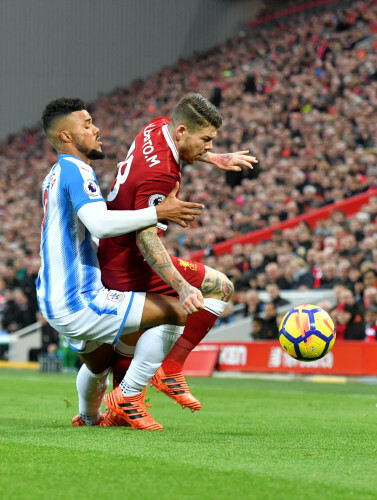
118, 329, 145, 347
140, 293, 186, 329
49, 289, 147, 356
201, 265, 234, 301
79, 343, 114, 374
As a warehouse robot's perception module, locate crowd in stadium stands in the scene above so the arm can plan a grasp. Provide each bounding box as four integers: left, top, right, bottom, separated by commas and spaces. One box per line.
1, 0, 377, 351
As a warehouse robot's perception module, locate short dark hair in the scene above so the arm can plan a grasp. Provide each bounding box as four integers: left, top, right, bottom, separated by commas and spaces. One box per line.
41, 97, 86, 134
170, 93, 223, 132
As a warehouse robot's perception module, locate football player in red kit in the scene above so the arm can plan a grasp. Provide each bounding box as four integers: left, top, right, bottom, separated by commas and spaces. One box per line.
100, 93, 257, 429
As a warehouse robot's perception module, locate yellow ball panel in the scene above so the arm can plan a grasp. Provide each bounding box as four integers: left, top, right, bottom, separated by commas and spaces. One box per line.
279, 334, 299, 359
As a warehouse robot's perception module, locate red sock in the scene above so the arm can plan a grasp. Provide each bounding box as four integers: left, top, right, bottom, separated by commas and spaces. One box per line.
161, 309, 217, 375
113, 353, 133, 388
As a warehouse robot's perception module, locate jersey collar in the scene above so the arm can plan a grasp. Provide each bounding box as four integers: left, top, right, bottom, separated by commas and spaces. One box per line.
58, 154, 87, 164
162, 124, 180, 164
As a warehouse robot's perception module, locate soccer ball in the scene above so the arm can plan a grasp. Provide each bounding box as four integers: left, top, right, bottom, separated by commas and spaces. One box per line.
278, 304, 336, 362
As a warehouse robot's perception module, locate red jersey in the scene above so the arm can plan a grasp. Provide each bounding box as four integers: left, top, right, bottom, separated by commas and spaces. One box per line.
99, 117, 182, 292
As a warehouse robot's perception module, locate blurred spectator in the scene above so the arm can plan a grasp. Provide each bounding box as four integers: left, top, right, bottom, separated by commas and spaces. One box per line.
255, 271, 268, 291
266, 283, 290, 309
248, 252, 265, 280
251, 302, 279, 340
363, 286, 377, 310
2, 288, 32, 333
337, 287, 364, 317
337, 260, 354, 290
251, 316, 264, 340
362, 269, 377, 289
364, 305, 377, 342
318, 262, 341, 289
265, 262, 291, 289
331, 303, 365, 340
243, 289, 264, 317
285, 258, 315, 290
348, 247, 366, 270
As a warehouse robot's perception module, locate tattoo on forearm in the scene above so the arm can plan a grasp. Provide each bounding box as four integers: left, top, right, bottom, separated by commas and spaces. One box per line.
137, 229, 185, 291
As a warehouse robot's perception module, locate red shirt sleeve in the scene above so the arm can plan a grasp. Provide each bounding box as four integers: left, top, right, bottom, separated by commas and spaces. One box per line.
134, 171, 180, 210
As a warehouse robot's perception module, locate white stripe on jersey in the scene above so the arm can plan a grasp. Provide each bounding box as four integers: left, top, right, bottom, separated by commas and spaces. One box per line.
162, 124, 179, 164
37, 155, 104, 319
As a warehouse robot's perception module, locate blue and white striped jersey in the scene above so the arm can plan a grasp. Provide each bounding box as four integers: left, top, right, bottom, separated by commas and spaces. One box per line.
37, 154, 104, 319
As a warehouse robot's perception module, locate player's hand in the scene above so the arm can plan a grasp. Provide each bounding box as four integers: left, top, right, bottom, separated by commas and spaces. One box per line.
178, 283, 204, 315
156, 182, 204, 228
204, 150, 258, 172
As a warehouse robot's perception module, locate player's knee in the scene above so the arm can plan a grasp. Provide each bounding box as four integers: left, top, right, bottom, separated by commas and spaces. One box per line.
79, 344, 114, 374
176, 307, 187, 326
201, 267, 234, 302
161, 297, 187, 326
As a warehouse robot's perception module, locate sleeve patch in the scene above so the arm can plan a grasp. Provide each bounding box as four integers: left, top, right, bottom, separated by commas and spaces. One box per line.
83, 179, 101, 198
148, 193, 166, 206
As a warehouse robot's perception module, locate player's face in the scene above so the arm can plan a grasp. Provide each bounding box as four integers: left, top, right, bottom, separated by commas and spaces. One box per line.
178, 125, 217, 164
67, 110, 104, 161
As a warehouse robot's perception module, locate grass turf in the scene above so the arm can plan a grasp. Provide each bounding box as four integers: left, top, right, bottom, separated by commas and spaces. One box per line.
1, 369, 377, 500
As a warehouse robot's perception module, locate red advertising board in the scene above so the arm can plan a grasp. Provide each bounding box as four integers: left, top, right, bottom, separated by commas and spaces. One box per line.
183, 344, 220, 377
184, 341, 377, 377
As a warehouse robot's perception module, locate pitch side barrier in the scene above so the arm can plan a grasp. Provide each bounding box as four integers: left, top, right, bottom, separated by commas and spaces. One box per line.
190, 188, 377, 262
183, 341, 377, 378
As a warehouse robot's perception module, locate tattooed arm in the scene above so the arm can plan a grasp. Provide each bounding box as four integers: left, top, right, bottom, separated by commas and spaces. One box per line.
136, 226, 204, 314
199, 150, 258, 172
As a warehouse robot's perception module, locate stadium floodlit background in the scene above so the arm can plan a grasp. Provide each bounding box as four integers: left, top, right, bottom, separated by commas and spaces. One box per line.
2, 1, 377, 498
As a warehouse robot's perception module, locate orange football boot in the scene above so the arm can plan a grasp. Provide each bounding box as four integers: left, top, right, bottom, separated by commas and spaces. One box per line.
100, 410, 131, 427
150, 367, 202, 412
104, 386, 163, 430
71, 411, 107, 426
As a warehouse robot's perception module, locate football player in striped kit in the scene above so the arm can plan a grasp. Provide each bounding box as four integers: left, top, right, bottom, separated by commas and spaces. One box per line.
37, 97, 205, 429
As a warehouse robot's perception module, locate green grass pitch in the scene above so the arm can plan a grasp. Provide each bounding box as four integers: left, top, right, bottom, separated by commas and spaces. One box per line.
1, 369, 377, 500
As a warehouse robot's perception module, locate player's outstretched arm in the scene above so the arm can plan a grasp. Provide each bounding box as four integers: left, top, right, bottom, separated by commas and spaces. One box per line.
77, 182, 204, 238
156, 182, 204, 227
136, 226, 204, 315
199, 150, 258, 172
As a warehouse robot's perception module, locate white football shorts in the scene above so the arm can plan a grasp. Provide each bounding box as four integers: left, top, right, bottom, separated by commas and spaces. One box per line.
48, 287, 146, 354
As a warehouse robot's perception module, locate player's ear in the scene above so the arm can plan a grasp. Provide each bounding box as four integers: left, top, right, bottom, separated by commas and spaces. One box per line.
59, 130, 72, 143
176, 124, 187, 141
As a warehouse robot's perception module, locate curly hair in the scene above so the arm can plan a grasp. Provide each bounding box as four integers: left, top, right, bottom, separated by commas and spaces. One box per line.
41, 97, 86, 133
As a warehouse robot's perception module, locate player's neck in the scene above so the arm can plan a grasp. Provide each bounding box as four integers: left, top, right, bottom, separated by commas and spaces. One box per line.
167, 124, 180, 154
